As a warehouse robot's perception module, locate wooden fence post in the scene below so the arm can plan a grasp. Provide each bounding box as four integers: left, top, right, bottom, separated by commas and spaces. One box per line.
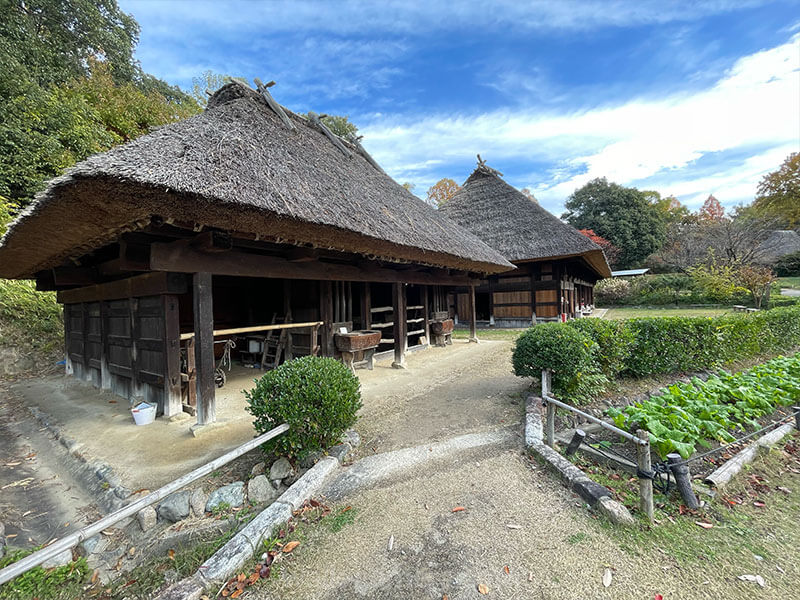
545, 399, 555, 448
794, 406, 800, 431
636, 429, 654, 523
667, 453, 699, 509
565, 429, 585, 457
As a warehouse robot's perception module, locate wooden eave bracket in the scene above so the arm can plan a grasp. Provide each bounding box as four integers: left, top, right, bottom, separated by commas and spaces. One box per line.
307, 111, 353, 158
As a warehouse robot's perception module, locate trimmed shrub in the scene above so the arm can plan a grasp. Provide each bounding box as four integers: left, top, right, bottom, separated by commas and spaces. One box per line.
568, 318, 634, 378
774, 250, 800, 276
512, 323, 608, 404
512, 306, 800, 396
245, 356, 362, 460
594, 278, 631, 304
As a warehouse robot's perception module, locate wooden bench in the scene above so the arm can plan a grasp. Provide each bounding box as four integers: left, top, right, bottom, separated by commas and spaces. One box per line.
733, 305, 747, 312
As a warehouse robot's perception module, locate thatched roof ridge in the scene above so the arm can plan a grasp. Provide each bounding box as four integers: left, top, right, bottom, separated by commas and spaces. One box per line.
440, 162, 611, 278
755, 230, 800, 264
0, 82, 512, 279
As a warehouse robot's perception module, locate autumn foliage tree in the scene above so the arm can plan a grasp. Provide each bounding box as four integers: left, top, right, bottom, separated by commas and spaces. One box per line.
736, 264, 776, 309
698, 194, 725, 222
578, 229, 620, 266
426, 178, 461, 208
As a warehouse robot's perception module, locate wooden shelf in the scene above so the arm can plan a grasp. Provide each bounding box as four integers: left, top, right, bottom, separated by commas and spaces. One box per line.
371, 321, 393, 328
370, 306, 392, 313
407, 317, 425, 323
407, 329, 425, 336
407, 305, 423, 310
380, 338, 394, 344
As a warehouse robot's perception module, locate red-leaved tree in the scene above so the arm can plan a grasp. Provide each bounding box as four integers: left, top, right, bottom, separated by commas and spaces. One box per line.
698, 194, 725, 222
579, 229, 621, 266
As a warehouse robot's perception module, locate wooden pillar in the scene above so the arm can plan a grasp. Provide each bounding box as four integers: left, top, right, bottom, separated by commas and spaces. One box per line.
162, 294, 182, 417
283, 280, 293, 360
193, 272, 215, 426
361, 282, 371, 329
346, 281, 353, 324
130, 298, 143, 398
392, 282, 407, 369
422, 285, 430, 344
320, 281, 334, 356
99, 301, 111, 390
636, 429, 654, 523
468, 285, 478, 343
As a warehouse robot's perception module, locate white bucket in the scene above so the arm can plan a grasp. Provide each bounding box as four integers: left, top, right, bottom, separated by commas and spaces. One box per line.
131, 402, 156, 426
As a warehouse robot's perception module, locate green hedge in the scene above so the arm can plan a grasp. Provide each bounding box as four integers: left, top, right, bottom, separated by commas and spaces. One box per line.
512, 306, 800, 401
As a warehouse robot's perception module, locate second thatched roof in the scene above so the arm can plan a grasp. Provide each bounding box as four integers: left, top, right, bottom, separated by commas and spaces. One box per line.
440, 162, 611, 278
0, 81, 512, 279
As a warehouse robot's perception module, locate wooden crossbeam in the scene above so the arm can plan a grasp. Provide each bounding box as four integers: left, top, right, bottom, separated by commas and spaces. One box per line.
307, 111, 352, 158
253, 78, 296, 131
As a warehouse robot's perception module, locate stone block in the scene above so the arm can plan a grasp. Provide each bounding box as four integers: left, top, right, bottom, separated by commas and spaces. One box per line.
206, 482, 245, 513
246, 475, 278, 505
269, 457, 294, 481
138, 506, 158, 532
158, 491, 191, 523
190, 488, 208, 516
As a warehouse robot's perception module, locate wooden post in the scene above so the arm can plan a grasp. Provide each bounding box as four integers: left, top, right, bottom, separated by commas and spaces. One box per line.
545, 399, 555, 448
162, 295, 182, 417
310, 325, 319, 356
346, 281, 353, 324
320, 281, 334, 356
541, 369, 552, 398
186, 336, 196, 407
193, 272, 215, 426
422, 285, 430, 343
468, 284, 478, 343
565, 429, 585, 457
130, 298, 143, 398
361, 282, 371, 329
794, 406, 800, 430
99, 301, 111, 390
392, 282, 407, 369
667, 453, 700, 509
636, 430, 654, 523
283, 280, 293, 361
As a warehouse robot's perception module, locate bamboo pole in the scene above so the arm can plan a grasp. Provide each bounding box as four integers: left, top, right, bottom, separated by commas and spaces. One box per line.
0, 423, 289, 587
179, 321, 323, 341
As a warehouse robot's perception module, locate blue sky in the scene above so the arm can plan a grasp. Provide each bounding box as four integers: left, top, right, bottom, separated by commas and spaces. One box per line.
121, 0, 800, 215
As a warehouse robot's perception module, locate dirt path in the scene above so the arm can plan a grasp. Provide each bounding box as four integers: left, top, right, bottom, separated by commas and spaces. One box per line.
0, 384, 100, 551
252, 446, 796, 600
354, 341, 528, 457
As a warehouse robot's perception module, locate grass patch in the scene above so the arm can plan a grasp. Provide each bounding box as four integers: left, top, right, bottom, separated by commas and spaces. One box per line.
601, 306, 730, 320
0, 279, 63, 358
578, 432, 800, 572
778, 276, 800, 289
566, 532, 589, 545
0, 550, 89, 600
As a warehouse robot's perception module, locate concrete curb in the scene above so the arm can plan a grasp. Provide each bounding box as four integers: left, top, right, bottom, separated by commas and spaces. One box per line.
524, 395, 635, 527
27, 405, 129, 512
156, 456, 340, 598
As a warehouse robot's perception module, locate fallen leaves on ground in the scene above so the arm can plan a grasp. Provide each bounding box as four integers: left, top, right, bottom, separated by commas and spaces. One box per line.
695, 521, 714, 529
738, 574, 765, 587
452, 506, 466, 513
477, 583, 489, 594
503, 565, 510, 575
602, 568, 613, 588
283, 540, 300, 553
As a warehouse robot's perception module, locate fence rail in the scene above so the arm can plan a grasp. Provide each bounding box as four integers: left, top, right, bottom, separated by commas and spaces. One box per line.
0, 423, 289, 587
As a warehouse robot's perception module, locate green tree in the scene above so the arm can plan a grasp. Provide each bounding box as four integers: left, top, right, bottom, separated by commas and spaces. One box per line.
563, 178, 666, 268
318, 114, 358, 138
645, 190, 690, 225
754, 152, 800, 227
0, 0, 200, 206
191, 70, 231, 107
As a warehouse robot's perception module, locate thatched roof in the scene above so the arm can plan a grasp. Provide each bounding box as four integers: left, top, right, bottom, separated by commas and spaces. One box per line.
440, 162, 611, 278
0, 82, 512, 279
755, 230, 800, 264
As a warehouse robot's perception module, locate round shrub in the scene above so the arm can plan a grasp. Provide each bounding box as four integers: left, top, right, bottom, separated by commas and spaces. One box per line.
245, 356, 362, 460
512, 322, 596, 380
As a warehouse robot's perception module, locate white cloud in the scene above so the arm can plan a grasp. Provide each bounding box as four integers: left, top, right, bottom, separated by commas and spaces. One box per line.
360, 33, 800, 212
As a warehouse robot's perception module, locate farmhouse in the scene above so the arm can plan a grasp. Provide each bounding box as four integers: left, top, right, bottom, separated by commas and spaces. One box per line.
440, 159, 611, 326
0, 81, 512, 426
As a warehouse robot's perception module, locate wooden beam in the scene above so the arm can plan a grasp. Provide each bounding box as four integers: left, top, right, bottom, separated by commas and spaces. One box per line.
58, 272, 188, 304
193, 273, 215, 426
422, 285, 430, 343
52, 266, 97, 287
149, 242, 479, 287
190, 230, 232, 253
392, 282, 407, 369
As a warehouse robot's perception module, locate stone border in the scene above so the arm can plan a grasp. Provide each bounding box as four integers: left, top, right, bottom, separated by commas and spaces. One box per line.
27, 405, 130, 512
155, 455, 341, 599
704, 422, 796, 488
525, 395, 635, 527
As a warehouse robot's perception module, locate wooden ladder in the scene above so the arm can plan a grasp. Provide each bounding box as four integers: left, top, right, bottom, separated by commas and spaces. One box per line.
260, 313, 289, 369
